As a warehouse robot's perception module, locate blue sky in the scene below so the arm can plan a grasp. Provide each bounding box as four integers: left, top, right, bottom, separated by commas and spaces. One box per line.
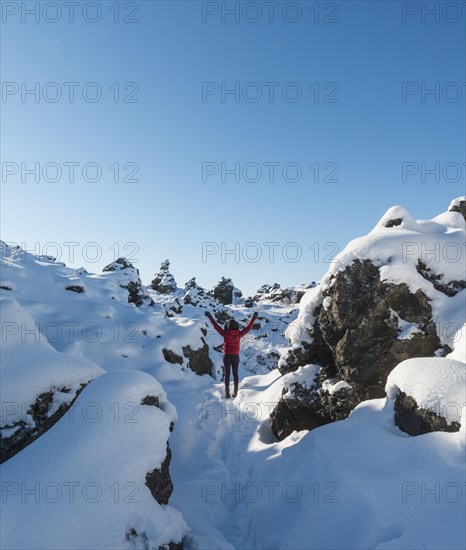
1, 0, 465, 296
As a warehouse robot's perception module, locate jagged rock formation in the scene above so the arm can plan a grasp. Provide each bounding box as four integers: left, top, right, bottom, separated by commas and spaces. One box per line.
393, 392, 461, 435
183, 277, 207, 306
416, 260, 466, 297
270, 200, 465, 440
163, 340, 214, 377
1, 384, 88, 463
151, 260, 178, 294
182, 339, 214, 376
146, 446, 174, 505
103, 257, 149, 306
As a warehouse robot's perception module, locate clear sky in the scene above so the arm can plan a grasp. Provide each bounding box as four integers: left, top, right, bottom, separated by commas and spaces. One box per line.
1, 0, 465, 296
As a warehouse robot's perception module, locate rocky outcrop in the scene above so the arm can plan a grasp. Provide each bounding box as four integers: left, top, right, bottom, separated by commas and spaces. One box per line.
318, 260, 441, 399
145, 446, 174, 505
182, 339, 214, 376
127, 390, 183, 549
394, 391, 461, 435
270, 259, 444, 440
103, 257, 148, 306
163, 340, 214, 377
151, 260, 177, 294
278, 320, 333, 376
183, 277, 207, 306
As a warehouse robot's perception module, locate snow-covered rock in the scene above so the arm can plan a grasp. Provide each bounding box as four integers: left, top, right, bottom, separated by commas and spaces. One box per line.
271, 198, 466, 439
385, 357, 465, 435
102, 257, 150, 306
0, 297, 104, 462
1, 370, 188, 549
448, 195, 466, 221
150, 259, 178, 294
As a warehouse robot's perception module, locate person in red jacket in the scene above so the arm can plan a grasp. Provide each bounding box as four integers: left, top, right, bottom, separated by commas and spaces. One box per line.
205, 310, 258, 398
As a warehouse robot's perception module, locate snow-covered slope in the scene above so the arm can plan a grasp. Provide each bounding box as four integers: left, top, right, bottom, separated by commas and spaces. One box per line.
1, 370, 188, 549
1, 198, 465, 550
0, 242, 296, 381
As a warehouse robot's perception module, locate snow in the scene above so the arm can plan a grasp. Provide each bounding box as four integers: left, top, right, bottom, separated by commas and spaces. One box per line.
322, 296, 333, 310
322, 379, 353, 395
389, 308, 424, 340
448, 196, 466, 212
385, 357, 466, 426
447, 323, 466, 363
282, 363, 321, 399
1, 370, 189, 549
1, 297, 104, 430
0, 243, 213, 382
166, 370, 465, 550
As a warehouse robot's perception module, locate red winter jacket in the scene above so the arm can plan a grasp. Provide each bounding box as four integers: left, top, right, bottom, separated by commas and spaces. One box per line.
208, 315, 256, 355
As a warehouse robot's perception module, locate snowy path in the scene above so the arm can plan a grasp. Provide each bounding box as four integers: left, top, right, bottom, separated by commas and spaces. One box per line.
165, 370, 283, 550
163, 367, 466, 550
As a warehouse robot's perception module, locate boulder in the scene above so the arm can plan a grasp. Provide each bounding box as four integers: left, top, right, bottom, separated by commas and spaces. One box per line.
393, 391, 461, 436
270, 259, 444, 440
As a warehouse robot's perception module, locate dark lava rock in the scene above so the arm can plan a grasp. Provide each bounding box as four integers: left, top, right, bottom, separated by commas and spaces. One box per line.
385, 218, 402, 227
212, 277, 235, 305
270, 381, 330, 440
141, 395, 160, 408
163, 341, 214, 377
448, 197, 466, 221
270, 259, 444, 440
65, 285, 85, 293
182, 339, 214, 377
244, 297, 255, 308
145, 445, 174, 505
394, 391, 461, 435
416, 260, 466, 297
162, 349, 183, 365
1, 385, 86, 463
151, 260, 177, 294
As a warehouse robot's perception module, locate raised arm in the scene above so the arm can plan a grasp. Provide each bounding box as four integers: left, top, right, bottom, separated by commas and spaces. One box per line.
240, 312, 258, 338
205, 311, 225, 336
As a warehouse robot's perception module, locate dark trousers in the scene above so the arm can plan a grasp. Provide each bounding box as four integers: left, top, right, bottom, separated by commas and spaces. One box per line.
223, 354, 240, 390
